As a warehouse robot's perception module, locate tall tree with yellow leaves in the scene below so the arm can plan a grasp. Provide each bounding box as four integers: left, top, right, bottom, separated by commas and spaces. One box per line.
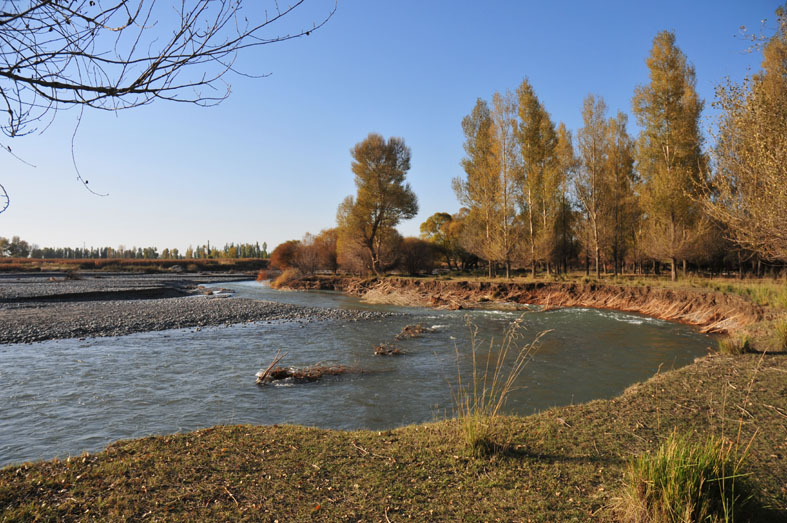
576, 94, 608, 278
705, 3, 787, 261
454, 99, 502, 277
337, 133, 418, 275
632, 31, 706, 281
491, 90, 523, 278
604, 111, 637, 275
516, 78, 558, 277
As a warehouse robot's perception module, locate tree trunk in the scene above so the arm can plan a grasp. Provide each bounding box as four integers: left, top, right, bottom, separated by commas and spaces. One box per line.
671, 257, 677, 282
682, 259, 687, 277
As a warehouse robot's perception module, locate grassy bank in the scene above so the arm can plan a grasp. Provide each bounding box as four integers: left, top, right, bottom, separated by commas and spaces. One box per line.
1, 353, 785, 521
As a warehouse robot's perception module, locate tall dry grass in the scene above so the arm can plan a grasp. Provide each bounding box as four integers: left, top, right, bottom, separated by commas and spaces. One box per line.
451, 316, 547, 456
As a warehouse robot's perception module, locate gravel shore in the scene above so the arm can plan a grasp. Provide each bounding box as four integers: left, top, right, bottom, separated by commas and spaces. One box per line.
0, 273, 391, 344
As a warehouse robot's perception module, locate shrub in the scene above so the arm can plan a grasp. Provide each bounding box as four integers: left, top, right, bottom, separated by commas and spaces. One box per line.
270, 240, 300, 271
616, 429, 751, 522
717, 334, 751, 355
271, 268, 300, 289
398, 237, 435, 275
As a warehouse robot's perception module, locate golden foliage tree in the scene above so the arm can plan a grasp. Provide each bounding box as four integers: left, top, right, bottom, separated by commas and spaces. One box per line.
604, 111, 638, 275
491, 90, 522, 278
337, 133, 417, 274
576, 94, 608, 278
632, 31, 707, 281
453, 98, 502, 277
704, 3, 787, 261
553, 123, 579, 273
516, 78, 558, 277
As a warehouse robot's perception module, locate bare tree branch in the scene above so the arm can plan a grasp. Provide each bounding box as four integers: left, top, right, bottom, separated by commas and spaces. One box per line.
0, 1, 336, 137
0, 0, 336, 213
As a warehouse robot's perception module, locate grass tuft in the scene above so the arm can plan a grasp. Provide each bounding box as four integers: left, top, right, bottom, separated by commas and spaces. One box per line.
717, 334, 752, 355
773, 319, 787, 351
616, 429, 752, 522
451, 316, 546, 457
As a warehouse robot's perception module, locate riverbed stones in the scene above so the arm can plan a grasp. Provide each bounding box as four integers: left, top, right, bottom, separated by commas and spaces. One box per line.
0, 273, 395, 344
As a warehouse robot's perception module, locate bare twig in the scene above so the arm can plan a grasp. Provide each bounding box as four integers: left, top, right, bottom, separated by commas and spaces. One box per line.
255, 349, 288, 384
223, 485, 238, 505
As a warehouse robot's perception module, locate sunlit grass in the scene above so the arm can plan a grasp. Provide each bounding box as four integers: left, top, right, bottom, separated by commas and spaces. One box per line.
616, 429, 752, 522
451, 316, 547, 456
717, 334, 752, 356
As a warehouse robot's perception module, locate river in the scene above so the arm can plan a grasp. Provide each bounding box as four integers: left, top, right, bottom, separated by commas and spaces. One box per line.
0, 280, 712, 466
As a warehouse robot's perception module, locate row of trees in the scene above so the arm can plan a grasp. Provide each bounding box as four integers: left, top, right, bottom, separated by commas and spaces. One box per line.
267, 4, 786, 281
444, 12, 786, 281
0, 237, 269, 260
449, 30, 709, 281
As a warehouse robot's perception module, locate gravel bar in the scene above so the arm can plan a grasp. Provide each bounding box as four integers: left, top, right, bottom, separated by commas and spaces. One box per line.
0, 274, 394, 344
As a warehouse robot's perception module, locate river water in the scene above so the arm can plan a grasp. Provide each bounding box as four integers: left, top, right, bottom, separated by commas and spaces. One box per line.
0, 281, 712, 466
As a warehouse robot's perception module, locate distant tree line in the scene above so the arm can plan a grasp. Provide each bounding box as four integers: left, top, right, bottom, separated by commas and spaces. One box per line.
271, 5, 786, 281
0, 237, 269, 260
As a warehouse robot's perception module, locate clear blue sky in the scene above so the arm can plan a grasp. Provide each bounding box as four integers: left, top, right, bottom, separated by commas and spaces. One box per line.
0, 0, 780, 253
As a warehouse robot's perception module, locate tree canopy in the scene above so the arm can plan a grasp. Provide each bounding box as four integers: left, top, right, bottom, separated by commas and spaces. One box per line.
704, 3, 787, 261
632, 30, 706, 280
337, 133, 418, 274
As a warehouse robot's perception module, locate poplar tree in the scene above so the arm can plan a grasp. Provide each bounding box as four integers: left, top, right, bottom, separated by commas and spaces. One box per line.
491, 90, 522, 278
604, 111, 637, 275
632, 31, 706, 281
553, 123, 579, 274
453, 99, 501, 277
576, 94, 608, 278
516, 78, 557, 277
706, 3, 787, 261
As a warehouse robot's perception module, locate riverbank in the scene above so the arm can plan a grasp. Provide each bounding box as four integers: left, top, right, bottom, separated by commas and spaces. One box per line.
281, 274, 777, 336
0, 273, 391, 344
1, 351, 784, 520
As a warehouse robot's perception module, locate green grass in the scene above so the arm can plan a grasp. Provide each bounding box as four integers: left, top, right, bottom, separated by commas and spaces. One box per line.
774, 319, 787, 350
691, 279, 787, 310
718, 334, 752, 356
617, 430, 752, 522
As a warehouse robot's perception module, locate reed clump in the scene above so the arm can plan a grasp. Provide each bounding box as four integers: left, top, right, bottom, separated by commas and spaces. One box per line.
773, 319, 787, 350
615, 429, 753, 522
451, 316, 547, 457
717, 334, 752, 355
271, 268, 301, 289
